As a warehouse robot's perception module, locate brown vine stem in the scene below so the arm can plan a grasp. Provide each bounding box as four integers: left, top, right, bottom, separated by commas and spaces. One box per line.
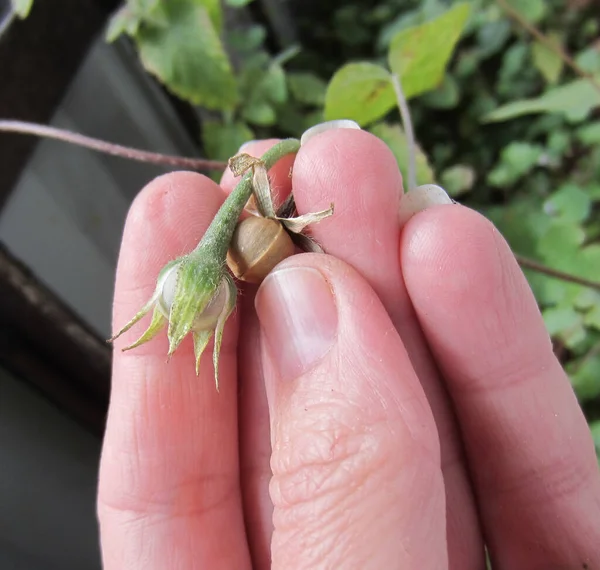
496, 0, 600, 96
515, 254, 600, 292
0, 120, 228, 171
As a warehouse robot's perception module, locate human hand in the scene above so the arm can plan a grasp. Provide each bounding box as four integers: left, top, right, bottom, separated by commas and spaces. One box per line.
98, 126, 600, 569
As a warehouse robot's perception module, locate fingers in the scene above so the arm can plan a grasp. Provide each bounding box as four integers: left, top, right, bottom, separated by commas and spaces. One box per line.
98, 172, 251, 570
256, 253, 448, 570
291, 128, 483, 567
221, 139, 295, 569
401, 204, 600, 569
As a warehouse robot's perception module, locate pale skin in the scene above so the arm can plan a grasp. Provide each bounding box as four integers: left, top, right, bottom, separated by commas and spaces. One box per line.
98, 128, 600, 569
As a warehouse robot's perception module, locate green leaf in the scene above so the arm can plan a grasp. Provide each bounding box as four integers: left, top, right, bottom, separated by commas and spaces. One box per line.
455, 48, 481, 78
566, 355, 600, 403
546, 129, 571, 158
388, 3, 470, 99
476, 19, 511, 59
589, 420, 600, 464
531, 34, 564, 85
421, 74, 460, 109
584, 303, 600, 331
202, 120, 254, 161
369, 122, 435, 186
106, 7, 141, 42
487, 142, 543, 188
504, 0, 546, 24
288, 72, 328, 106
225, 0, 254, 6
543, 183, 591, 224
483, 77, 600, 123
259, 64, 288, 105
576, 122, 600, 146
242, 100, 277, 126
440, 164, 475, 197
579, 244, 600, 281
587, 183, 600, 201
276, 104, 324, 136
537, 222, 585, 263
543, 306, 586, 348
324, 63, 395, 126
240, 63, 286, 126
193, 0, 223, 32
485, 196, 549, 258
228, 25, 266, 51
11, 0, 34, 18
133, 0, 237, 110
575, 45, 600, 75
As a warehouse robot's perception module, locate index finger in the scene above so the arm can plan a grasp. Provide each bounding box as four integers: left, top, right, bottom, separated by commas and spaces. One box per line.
98, 172, 251, 570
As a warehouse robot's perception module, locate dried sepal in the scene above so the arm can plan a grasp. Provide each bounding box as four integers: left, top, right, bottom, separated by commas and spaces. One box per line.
252, 162, 276, 218
278, 203, 334, 234
228, 152, 276, 218
228, 152, 259, 177
276, 192, 296, 219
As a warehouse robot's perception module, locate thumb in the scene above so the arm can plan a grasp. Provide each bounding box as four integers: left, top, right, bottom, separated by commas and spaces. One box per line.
255, 254, 447, 570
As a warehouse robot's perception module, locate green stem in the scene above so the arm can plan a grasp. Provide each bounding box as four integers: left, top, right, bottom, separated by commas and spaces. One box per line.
195, 138, 301, 260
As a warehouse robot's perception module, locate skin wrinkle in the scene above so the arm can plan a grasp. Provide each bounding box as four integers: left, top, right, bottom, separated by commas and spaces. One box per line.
271, 405, 390, 504
271, 423, 432, 569
275, 483, 392, 570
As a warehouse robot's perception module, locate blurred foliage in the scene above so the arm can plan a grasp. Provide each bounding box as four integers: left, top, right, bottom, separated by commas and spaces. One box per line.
102, 0, 600, 446
289, 0, 600, 439
13, 0, 599, 457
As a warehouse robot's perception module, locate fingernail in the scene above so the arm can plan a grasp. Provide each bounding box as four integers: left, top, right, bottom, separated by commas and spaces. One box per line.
300, 119, 361, 146
398, 184, 453, 227
238, 140, 259, 152
255, 267, 338, 381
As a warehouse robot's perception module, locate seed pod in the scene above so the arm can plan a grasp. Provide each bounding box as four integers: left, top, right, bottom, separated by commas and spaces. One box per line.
227, 216, 295, 284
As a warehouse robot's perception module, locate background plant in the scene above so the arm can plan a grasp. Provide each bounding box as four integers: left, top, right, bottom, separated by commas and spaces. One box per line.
11, 0, 600, 461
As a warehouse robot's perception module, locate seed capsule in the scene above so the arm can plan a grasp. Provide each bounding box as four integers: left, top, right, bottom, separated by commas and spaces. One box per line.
226, 216, 295, 284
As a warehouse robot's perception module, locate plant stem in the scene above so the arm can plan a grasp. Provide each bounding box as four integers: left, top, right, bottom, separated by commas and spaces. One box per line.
515, 254, 600, 292
496, 0, 600, 96
391, 74, 417, 190
0, 119, 228, 171
196, 138, 301, 260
